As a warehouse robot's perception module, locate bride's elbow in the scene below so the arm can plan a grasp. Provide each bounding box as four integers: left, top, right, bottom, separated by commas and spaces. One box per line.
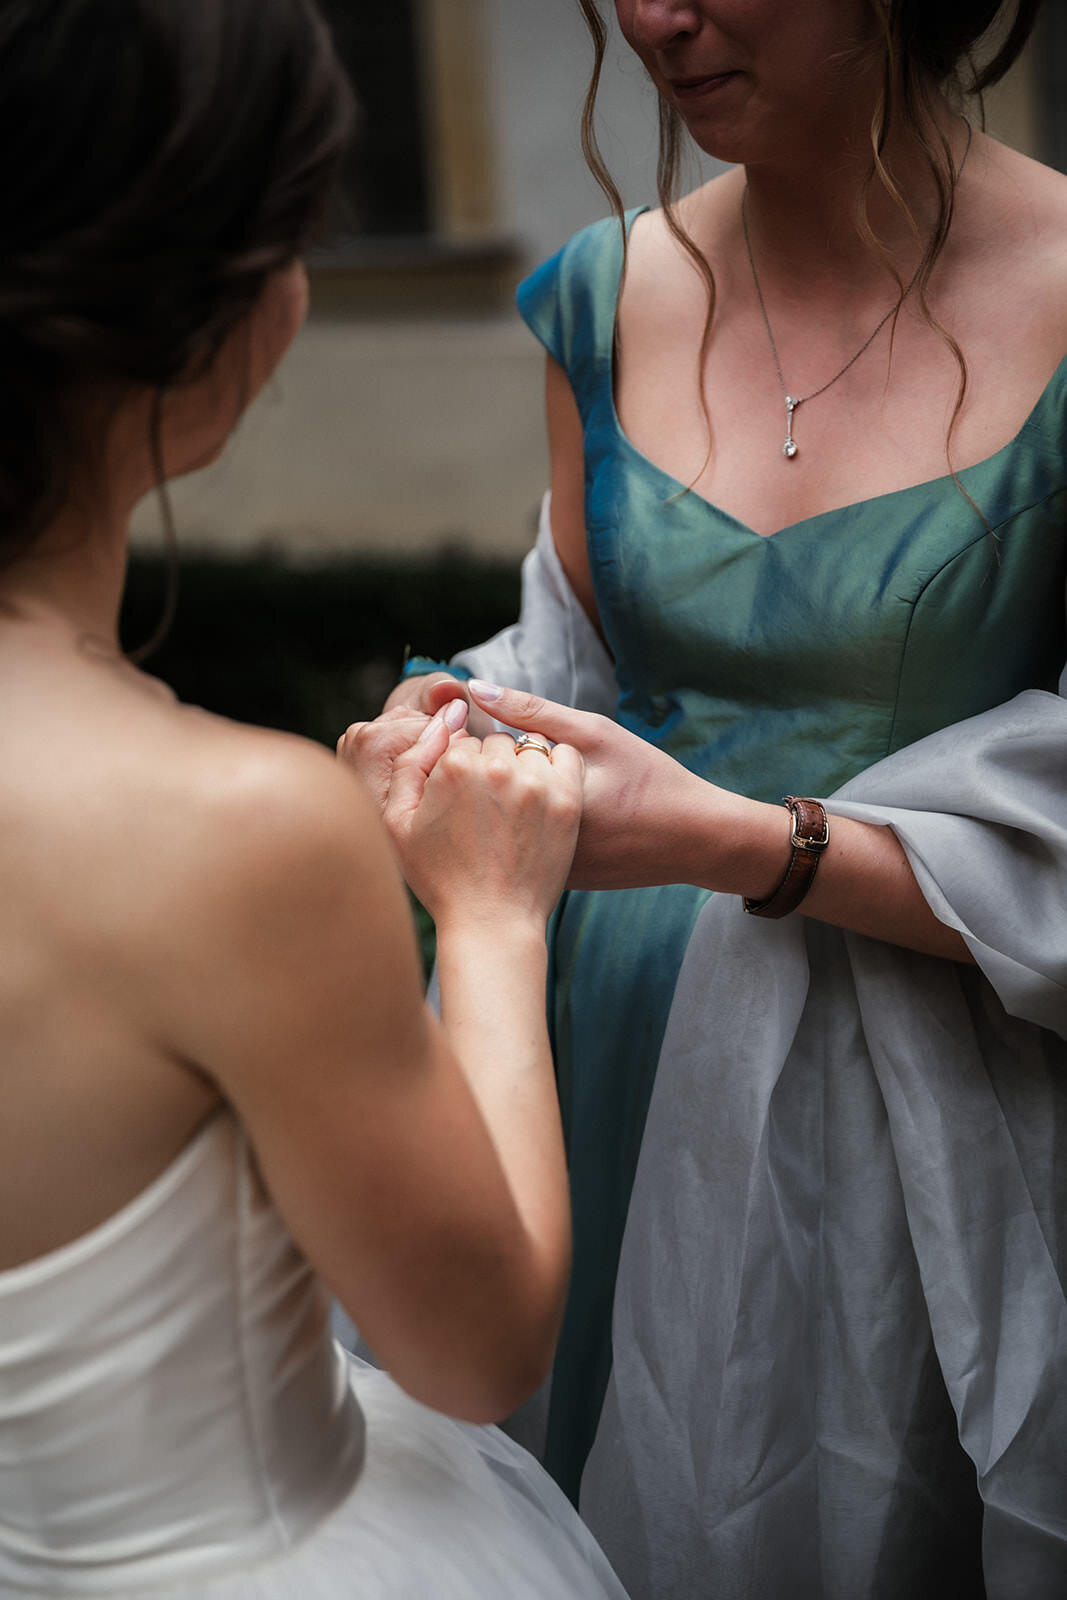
337, 1226, 570, 1425
399, 1327, 559, 1425
373, 1282, 564, 1425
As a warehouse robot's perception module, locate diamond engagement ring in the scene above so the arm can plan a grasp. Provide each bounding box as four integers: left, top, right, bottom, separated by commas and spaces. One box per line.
513, 733, 552, 761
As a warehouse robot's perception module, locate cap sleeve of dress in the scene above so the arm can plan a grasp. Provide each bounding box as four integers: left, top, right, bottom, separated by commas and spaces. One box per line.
516, 210, 646, 424
515, 246, 569, 368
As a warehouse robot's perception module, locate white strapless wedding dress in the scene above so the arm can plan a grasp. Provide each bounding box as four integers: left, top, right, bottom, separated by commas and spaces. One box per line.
0, 1112, 627, 1597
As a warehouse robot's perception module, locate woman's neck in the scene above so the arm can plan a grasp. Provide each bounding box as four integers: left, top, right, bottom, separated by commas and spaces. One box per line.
738, 95, 969, 289
0, 498, 132, 652
0, 386, 162, 649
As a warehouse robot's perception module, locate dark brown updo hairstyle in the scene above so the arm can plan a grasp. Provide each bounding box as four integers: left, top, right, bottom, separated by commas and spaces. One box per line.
574, 0, 1044, 499
0, 0, 353, 564
889, 0, 1042, 88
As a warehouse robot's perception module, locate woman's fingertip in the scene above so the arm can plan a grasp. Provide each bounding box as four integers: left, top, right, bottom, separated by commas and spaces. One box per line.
468, 678, 503, 703
443, 698, 469, 731
416, 709, 446, 744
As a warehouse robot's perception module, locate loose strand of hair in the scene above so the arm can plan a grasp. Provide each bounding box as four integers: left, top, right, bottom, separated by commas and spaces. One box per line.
908, 77, 990, 543
575, 0, 632, 428
576, 0, 625, 228
862, 3, 989, 541
575, 2, 716, 497
975, 0, 1044, 91
855, 28, 912, 394
944, 0, 1045, 549
127, 388, 180, 664
655, 99, 718, 494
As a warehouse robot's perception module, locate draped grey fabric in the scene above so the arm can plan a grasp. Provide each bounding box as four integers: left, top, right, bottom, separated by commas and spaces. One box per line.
582, 689, 1067, 1599
826, 691, 1067, 1035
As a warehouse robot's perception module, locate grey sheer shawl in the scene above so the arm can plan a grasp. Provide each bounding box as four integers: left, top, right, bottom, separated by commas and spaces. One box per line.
582, 692, 1067, 1599
447, 499, 1067, 1598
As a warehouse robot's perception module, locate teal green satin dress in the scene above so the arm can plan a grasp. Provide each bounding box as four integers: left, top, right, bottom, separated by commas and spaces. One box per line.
517, 211, 1067, 1500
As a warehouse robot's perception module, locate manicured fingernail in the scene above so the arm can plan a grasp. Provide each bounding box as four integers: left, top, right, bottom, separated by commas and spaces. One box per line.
443, 699, 468, 731
469, 679, 502, 702
417, 709, 445, 743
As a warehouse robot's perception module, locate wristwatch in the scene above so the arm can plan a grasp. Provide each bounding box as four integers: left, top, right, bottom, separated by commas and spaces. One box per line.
742, 796, 830, 919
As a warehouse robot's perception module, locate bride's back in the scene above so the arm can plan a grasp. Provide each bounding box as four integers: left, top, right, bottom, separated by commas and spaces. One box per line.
0, 640, 287, 1267
0, 644, 211, 1267
0, 1098, 367, 1595
0, 0, 353, 1272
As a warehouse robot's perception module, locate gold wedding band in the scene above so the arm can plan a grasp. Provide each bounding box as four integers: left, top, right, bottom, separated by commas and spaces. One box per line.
513, 733, 552, 761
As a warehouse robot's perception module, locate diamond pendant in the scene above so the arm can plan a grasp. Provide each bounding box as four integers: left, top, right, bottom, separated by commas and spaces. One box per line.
783, 396, 800, 460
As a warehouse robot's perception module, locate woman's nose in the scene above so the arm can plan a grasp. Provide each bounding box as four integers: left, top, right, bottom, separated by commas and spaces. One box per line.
624, 0, 701, 51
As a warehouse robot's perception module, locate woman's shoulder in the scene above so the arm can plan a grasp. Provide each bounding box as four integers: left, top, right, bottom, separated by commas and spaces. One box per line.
613, 172, 739, 359
977, 136, 1067, 258
633, 168, 738, 236
60, 682, 388, 953
517, 173, 735, 378
527, 163, 735, 280
517, 210, 636, 362
536, 209, 641, 274
982, 134, 1067, 202
0, 668, 401, 1086
618, 170, 741, 303
88, 696, 405, 1047
139, 699, 382, 889
966, 136, 1067, 356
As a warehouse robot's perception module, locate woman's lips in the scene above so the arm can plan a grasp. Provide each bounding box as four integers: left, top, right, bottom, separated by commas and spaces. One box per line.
669, 72, 738, 100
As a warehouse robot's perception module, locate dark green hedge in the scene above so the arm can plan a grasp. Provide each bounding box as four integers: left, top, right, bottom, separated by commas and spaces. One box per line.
120, 544, 520, 746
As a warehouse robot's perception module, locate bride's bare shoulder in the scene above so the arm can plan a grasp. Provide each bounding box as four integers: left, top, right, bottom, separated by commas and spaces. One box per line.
29, 670, 389, 951
0, 663, 403, 1065
77, 693, 408, 1027
141, 696, 382, 885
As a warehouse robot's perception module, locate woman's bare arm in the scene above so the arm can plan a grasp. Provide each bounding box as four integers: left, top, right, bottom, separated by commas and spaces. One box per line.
464, 682, 972, 964
545, 353, 602, 633
148, 717, 581, 1423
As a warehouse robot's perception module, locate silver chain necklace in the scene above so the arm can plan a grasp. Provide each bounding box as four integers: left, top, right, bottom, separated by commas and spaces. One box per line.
740, 127, 971, 461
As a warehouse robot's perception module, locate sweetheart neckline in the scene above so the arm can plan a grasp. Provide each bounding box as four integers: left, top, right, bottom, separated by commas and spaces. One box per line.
608, 207, 1067, 543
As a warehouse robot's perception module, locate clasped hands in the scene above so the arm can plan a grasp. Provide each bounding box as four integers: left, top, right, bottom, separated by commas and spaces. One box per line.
338, 674, 762, 900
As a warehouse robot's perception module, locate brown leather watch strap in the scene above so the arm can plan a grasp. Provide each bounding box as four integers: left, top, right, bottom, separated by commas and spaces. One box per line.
742, 796, 830, 919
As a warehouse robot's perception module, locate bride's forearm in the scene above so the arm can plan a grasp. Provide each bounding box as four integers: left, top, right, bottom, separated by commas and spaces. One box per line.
434, 915, 571, 1317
